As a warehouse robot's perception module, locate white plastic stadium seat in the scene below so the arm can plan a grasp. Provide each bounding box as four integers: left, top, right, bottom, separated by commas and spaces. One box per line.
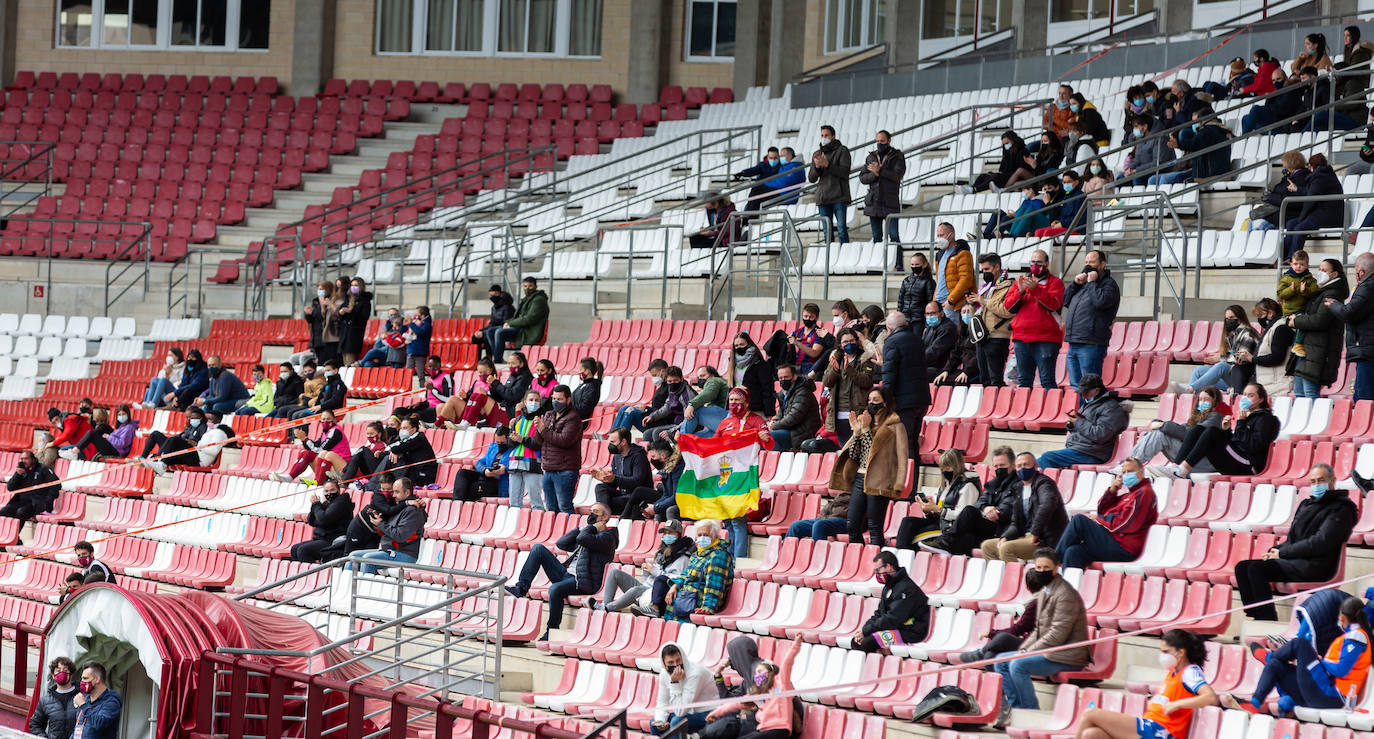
0, 314, 17, 335
39, 315, 65, 337
110, 317, 137, 338
0, 376, 36, 400
15, 314, 41, 335
44, 358, 90, 381
63, 315, 90, 339
34, 336, 63, 361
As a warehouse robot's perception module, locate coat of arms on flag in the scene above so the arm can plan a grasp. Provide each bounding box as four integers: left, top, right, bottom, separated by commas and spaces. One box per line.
675, 432, 763, 521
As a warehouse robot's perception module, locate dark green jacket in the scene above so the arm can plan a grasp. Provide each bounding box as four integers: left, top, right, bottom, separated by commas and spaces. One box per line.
506, 289, 550, 347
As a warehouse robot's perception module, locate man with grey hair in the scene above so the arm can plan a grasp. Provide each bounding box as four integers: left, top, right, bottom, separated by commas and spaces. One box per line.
637, 518, 734, 619
1234, 462, 1357, 620
883, 309, 929, 458
1053, 457, 1157, 569
1327, 252, 1374, 401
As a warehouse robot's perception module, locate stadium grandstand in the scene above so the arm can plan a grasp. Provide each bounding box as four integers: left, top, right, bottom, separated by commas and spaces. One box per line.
13, 2, 1374, 739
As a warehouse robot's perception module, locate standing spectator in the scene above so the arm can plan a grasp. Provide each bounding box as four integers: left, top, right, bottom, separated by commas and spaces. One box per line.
1121, 114, 1176, 185
1160, 382, 1280, 479
489, 350, 535, 420
29, 656, 78, 739
1283, 154, 1345, 259
643, 366, 695, 444
933, 227, 974, 322
349, 477, 428, 574
305, 281, 341, 364
71, 662, 122, 739
140, 347, 185, 409
1253, 298, 1296, 396
726, 334, 775, 418
474, 284, 516, 361
1054, 457, 1157, 569
992, 549, 1090, 726
533, 385, 583, 513
1043, 84, 1075, 138
967, 252, 1015, 387
377, 416, 438, 487
851, 550, 930, 652
831, 387, 909, 547
1328, 252, 1374, 401
786, 303, 833, 377
808, 125, 852, 243
236, 365, 276, 415
767, 364, 820, 452
922, 301, 958, 379
403, 306, 433, 376
898, 251, 935, 323
981, 453, 1067, 563
1075, 630, 1216, 738
860, 130, 906, 258
964, 130, 1030, 194
917, 446, 1016, 556
612, 359, 668, 432
687, 193, 741, 249
591, 427, 652, 512
711, 387, 775, 558
1062, 250, 1121, 389
1278, 249, 1319, 315
1004, 249, 1065, 389
289, 480, 353, 563
1288, 258, 1350, 398
882, 310, 930, 459
505, 391, 545, 510
505, 503, 617, 641
657, 520, 735, 620
1235, 463, 1356, 620
453, 425, 512, 501
194, 355, 249, 413
1037, 373, 1129, 469
337, 276, 372, 365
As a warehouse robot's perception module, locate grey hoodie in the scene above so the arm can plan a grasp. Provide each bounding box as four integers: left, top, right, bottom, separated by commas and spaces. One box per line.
654, 642, 716, 723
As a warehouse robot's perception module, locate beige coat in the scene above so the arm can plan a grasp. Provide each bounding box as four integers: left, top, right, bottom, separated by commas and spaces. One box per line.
827, 413, 910, 499
1023, 575, 1091, 666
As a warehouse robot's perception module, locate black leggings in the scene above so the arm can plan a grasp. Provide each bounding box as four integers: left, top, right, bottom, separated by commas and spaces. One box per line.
290, 538, 336, 563
1172, 424, 1255, 475
140, 432, 199, 466
343, 448, 385, 482
846, 475, 891, 547
395, 402, 437, 424
892, 516, 939, 550
74, 430, 120, 459
454, 469, 500, 501
0, 494, 42, 521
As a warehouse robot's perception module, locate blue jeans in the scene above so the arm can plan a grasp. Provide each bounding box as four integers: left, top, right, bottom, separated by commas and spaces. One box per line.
515, 543, 581, 631
1037, 447, 1105, 469
613, 405, 648, 432
490, 327, 520, 355
1065, 344, 1107, 390
725, 517, 748, 558
653, 712, 708, 736
785, 517, 848, 541
348, 549, 418, 575
1056, 513, 1133, 569
868, 215, 899, 243
1186, 362, 1232, 392
817, 202, 849, 243
234, 406, 261, 415
359, 346, 390, 366
1146, 170, 1191, 186
1241, 106, 1276, 134
144, 377, 173, 405
1356, 362, 1374, 401
542, 469, 578, 513
769, 429, 792, 451
203, 400, 238, 414
1293, 376, 1320, 399
994, 652, 1075, 709
1303, 110, 1360, 132
1013, 340, 1059, 389
680, 406, 729, 437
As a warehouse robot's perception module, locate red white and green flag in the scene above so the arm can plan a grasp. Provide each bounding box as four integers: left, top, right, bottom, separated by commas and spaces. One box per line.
676, 432, 762, 521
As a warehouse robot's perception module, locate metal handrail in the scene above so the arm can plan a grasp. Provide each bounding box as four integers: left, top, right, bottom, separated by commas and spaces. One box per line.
793, 43, 889, 84
921, 27, 1018, 63
1275, 191, 1374, 268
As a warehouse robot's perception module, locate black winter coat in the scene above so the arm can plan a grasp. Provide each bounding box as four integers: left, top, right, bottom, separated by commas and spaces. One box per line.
608, 444, 652, 494
308, 491, 355, 541
881, 325, 931, 412
557, 523, 619, 594
860, 146, 906, 217
29, 684, 77, 739
1331, 273, 1374, 362
861, 567, 930, 641
771, 376, 822, 443
898, 269, 936, 322
572, 379, 602, 420
338, 290, 373, 356
274, 373, 305, 408
487, 293, 516, 328
922, 316, 958, 371
1063, 270, 1122, 346
1261, 167, 1310, 209
1226, 408, 1281, 472
735, 358, 777, 418
1278, 488, 1358, 577
489, 366, 534, 419
384, 432, 438, 485
998, 472, 1067, 546
1292, 276, 1351, 385
316, 375, 348, 412
1289, 165, 1344, 227
939, 318, 979, 379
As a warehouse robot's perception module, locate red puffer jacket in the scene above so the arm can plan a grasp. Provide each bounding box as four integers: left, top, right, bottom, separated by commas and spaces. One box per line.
1003, 274, 1066, 344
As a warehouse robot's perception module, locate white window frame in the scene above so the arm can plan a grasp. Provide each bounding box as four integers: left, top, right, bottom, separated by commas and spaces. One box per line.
825, 0, 883, 54
376, 0, 602, 58
683, 0, 736, 62
54, 0, 268, 51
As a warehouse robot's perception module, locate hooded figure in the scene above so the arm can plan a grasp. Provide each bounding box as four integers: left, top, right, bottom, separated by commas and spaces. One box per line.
653, 641, 717, 727
721, 636, 761, 699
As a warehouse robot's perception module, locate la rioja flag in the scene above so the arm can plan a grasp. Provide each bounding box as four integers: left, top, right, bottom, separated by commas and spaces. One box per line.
675, 432, 763, 521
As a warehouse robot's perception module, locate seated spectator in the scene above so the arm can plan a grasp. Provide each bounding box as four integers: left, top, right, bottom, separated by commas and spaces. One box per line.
592, 427, 652, 511
359, 311, 407, 368
1077, 630, 1216, 738
1248, 151, 1311, 231
453, 425, 512, 501
1121, 114, 1176, 186
377, 415, 439, 487
1298, 65, 1363, 132
1218, 56, 1255, 98
330, 475, 401, 556
784, 479, 850, 541
39, 402, 92, 465
289, 480, 353, 563
141, 347, 186, 409
822, 328, 876, 447
57, 408, 110, 462
733, 146, 793, 208
135, 408, 209, 471
168, 349, 210, 410
393, 355, 453, 424
727, 334, 775, 419
831, 387, 909, 547
688, 193, 741, 249
1170, 304, 1259, 393
234, 365, 276, 416
953, 568, 1044, 665
679, 365, 730, 438
992, 548, 1090, 726
651, 640, 716, 737
1081, 157, 1112, 198
348, 477, 428, 575
636, 519, 733, 620
341, 422, 391, 484
1159, 382, 1280, 479
1119, 385, 1227, 473
1062, 120, 1097, 168
473, 284, 516, 361
571, 357, 605, 420
1293, 32, 1335, 75
504, 503, 617, 641
489, 350, 535, 420
1349, 108, 1374, 177
266, 361, 322, 419
1055, 457, 1157, 569
643, 366, 695, 444
930, 305, 979, 386
194, 355, 249, 414
1015, 130, 1064, 185
506, 390, 546, 510
68, 405, 137, 461
1252, 298, 1295, 395
436, 358, 509, 429
613, 359, 668, 433
1033, 170, 1088, 238
592, 519, 692, 613
913, 446, 1015, 556
1159, 79, 1200, 129
922, 302, 958, 380
246, 362, 304, 418
271, 409, 350, 483
58, 572, 83, 604
533, 385, 583, 513
637, 439, 684, 522
1223, 595, 1368, 713
73, 539, 114, 584
30, 655, 79, 739
292, 360, 347, 420
851, 550, 930, 653
767, 364, 820, 451
1234, 463, 1356, 620
712, 637, 761, 706
964, 130, 1030, 194
1241, 67, 1303, 134
1150, 107, 1233, 185
1239, 49, 1280, 96
1287, 257, 1350, 398
896, 448, 981, 551
981, 453, 1068, 563
1283, 155, 1344, 259
0, 451, 59, 523
704, 634, 803, 738
1037, 374, 1130, 469
983, 184, 1055, 239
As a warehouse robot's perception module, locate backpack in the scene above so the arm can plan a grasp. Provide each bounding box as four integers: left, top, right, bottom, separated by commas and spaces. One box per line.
910, 685, 978, 724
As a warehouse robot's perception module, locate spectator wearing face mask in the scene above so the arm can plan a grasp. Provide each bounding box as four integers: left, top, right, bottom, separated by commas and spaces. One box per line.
395, 355, 453, 424
349, 477, 429, 575
267, 361, 322, 418
1239, 50, 1280, 97
377, 415, 438, 487
361, 311, 408, 368
68, 405, 137, 461
964, 253, 1015, 387
981, 453, 1067, 563
253, 362, 305, 417
1081, 158, 1112, 198
57, 407, 109, 462
931, 306, 979, 386
193, 355, 249, 414
505, 503, 618, 641
962, 130, 1030, 194
727, 333, 774, 419
643, 366, 696, 444
71, 662, 123, 739
532, 386, 583, 514
733, 146, 790, 209
571, 357, 605, 421
272, 409, 351, 483
234, 364, 276, 415
595, 520, 692, 616
687, 193, 742, 249
1159, 382, 1280, 480
337, 277, 373, 365
1038, 374, 1129, 469
591, 427, 652, 513
830, 387, 908, 548
453, 425, 513, 501
169, 349, 210, 410
134, 408, 209, 472
851, 551, 930, 653
1043, 84, 1075, 138
932, 225, 974, 323
289, 481, 353, 563
1033, 170, 1089, 238
1121, 114, 1176, 186
1004, 249, 1065, 389
809, 125, 852, 244
822, 328, 875, 447
613, 359, 669, 433
489, 351, 535, 420
898, 252, 936, 323
767, 364, 820, 452
1286, 258, 1351, 398
784, 303, 833, 377
490, 277, 549, 358
921, 302, 958, 380
953, 568, 1047, 665
678, 366, 730, 438
505, 391, 546, 510
530, 359, 558, 400
341, 421, 392, 485
650, 640, 716, 737
304, 281, 341, 365
1251, 298, 1295, 396
712, 387, 775, 558
1062, 250, 1121, 390
291, 360, 347, 420
1055, 457, 1157, 569
983, 185, 1055, 239
141, 347, 186, 409
1, 451, 59, 523
1283, 154, 1345, 259
473, 284, 516, 361
917, 446, 1016, 556
30, 656, 79, 739
860, 129, 906, 258
1249, 151, 1311, 231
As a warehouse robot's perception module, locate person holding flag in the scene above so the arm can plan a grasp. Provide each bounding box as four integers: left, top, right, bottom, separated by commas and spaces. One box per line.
675, 386, 773, 559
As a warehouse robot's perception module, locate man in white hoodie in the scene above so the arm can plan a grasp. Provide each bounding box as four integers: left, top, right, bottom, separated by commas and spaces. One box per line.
652, 642, 715, 736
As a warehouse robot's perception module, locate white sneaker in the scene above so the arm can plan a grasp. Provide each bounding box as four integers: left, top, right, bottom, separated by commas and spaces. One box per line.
148, 459, 168, 474
1163, 464, 1189, 480
954, 185, 973, 195
58, 447, 79, 461
456, 420, 471, 430
1167, 382, 1189, 395
269, 472, 291, 483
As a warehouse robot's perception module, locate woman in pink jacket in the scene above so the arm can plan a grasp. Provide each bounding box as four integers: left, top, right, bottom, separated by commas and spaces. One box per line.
705, 634, 802, 739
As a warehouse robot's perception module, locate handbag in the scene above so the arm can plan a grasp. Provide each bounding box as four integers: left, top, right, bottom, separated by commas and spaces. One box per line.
671, 589, 699, 619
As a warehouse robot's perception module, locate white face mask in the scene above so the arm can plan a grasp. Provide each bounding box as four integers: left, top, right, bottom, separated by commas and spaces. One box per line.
936, 236, 951, 251
1157, 652, 1177, 671
820, 136, 832, 146
279, 370, 291, 380
832, 316, 843, 329
651, 375, 664, 386
166, 356, 175, 365
1315, 269, 1334, 287
398, 428, 413, 440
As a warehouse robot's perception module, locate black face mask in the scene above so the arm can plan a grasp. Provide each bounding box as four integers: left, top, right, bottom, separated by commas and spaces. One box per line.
607, 442, 623, 456
1030, 570, 1055, 589
982, 271, 996, 284
867, 402, 884, 417
497, 441, 510, 452
941, 470, 955, 481
650, 457, 666, 470
734, 348, 749, 358
778, 379, 793, 393
994, 467, 1011, 480
694, 378, 707, 388
911, 264, 924, 275
875, 143, 891, 154
1224, 318, 1240, 332
667, 381, 685, 392
1082, 265, 1097, 275
490, 295, 501, 303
